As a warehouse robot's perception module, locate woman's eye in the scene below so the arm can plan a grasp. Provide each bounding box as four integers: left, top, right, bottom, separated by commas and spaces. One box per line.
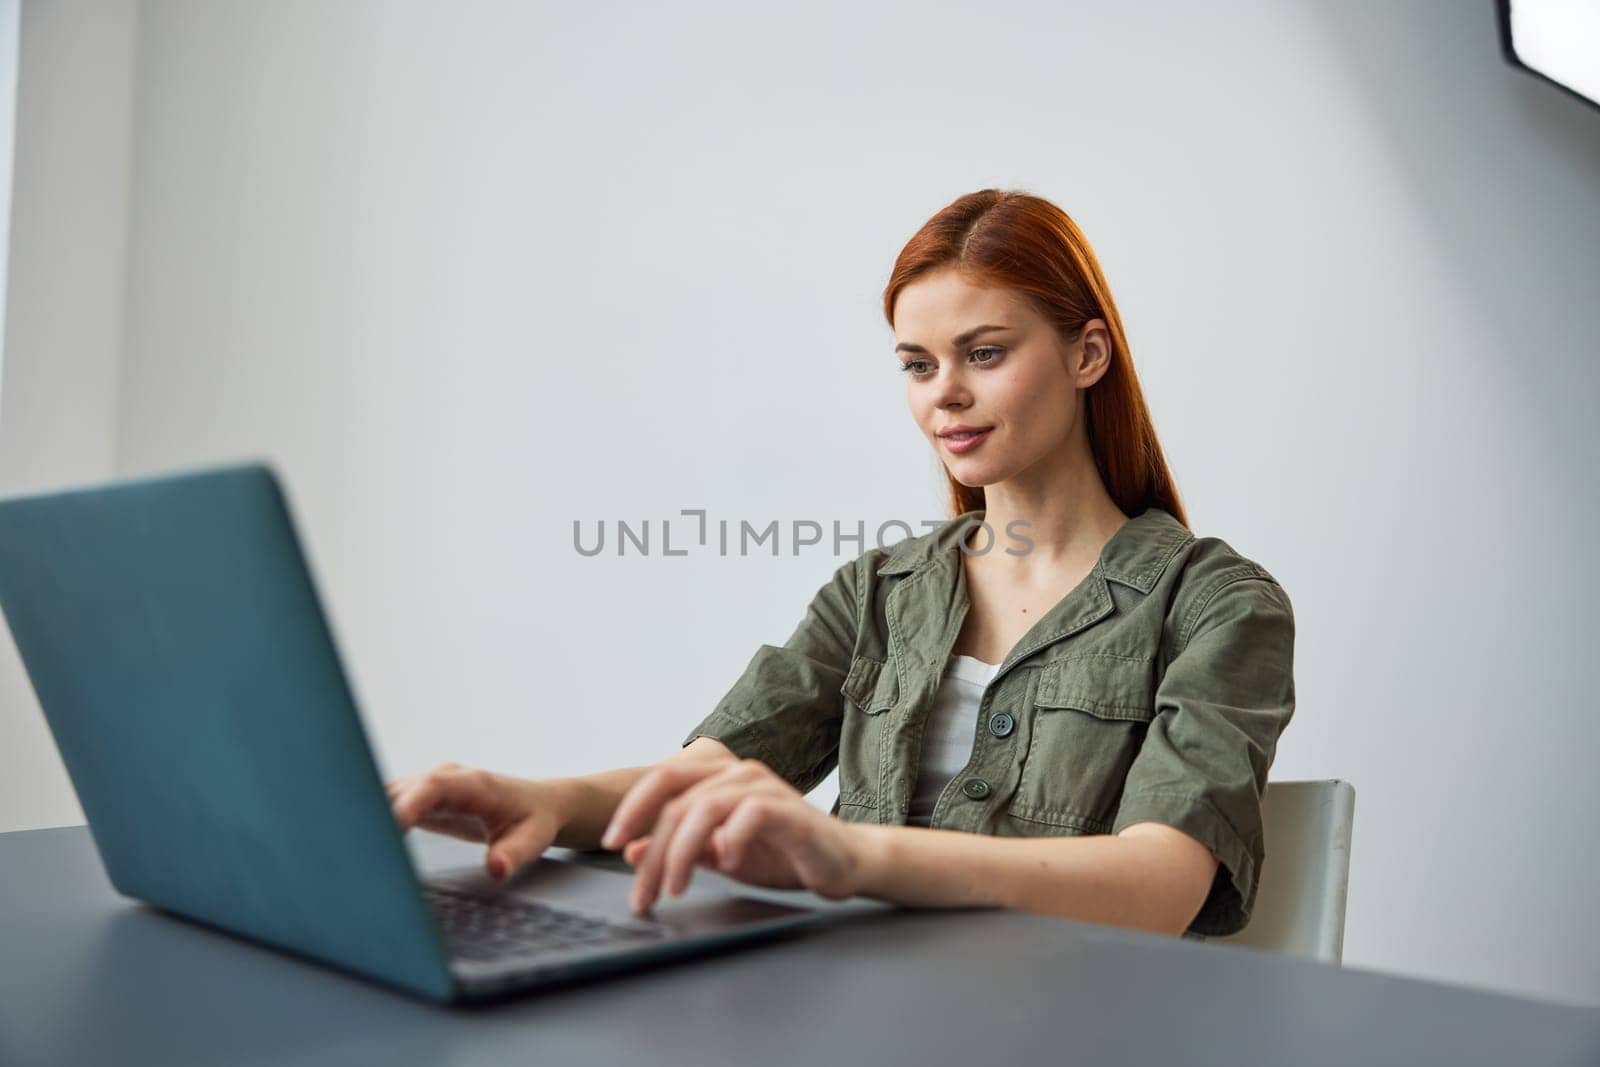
898, 347, 1004, 379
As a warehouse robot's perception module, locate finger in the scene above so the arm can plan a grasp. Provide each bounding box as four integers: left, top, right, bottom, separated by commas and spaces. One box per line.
717, 795, 779, 871
624, 833, 720, 882
629, 793, 695, 913
627, 777, 771, 908
385, 774, 421, 809
660, 787, 749, 898
393, 767, 499, 833
387, 761, 461, 809
625, 768, 769, 911
486, 818, 554, 881
416, 810, 491, 843
623, 835, 651, 865
388, 765, 450, 824
390, 778, 431, 827
601, 761, 740, 850
386, 770, 425, 796
391, 778, 442, 832
623, 779, 784, 871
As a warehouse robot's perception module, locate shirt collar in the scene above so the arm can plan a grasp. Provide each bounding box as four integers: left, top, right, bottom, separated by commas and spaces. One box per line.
876, 505, 1192, 593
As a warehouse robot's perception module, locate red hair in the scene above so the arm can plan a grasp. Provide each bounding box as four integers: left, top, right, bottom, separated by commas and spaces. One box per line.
882, 189, 1188, 528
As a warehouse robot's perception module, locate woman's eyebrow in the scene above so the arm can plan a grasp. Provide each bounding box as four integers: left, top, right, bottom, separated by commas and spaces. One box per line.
894, 323, 1010, 355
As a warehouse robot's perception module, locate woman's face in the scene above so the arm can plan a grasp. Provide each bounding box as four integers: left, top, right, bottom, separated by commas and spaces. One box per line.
893, 267, 1108, 489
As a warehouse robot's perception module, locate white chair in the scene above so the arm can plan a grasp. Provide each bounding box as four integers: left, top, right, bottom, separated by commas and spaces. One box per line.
1210, 779, 1356, 964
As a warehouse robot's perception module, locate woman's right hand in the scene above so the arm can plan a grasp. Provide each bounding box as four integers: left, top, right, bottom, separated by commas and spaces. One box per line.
385, 762, 569, 882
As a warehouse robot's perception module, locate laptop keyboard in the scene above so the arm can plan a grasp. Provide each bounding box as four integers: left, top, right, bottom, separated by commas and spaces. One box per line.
422, 884, 668, 962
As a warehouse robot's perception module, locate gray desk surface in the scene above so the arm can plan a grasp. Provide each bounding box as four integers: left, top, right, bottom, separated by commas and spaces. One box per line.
1, 825, 1596, 1067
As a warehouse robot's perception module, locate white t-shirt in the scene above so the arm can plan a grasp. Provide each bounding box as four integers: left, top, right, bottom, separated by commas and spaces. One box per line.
907, 653, 1000, 827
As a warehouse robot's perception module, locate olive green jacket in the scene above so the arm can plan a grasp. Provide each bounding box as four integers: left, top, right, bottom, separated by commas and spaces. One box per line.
680, 506, 1296, 937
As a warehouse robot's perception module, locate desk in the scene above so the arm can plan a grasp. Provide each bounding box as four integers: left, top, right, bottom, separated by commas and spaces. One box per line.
1, 825, 1595, 1066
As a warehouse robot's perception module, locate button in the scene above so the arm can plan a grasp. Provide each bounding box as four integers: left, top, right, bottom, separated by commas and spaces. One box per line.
962, 778, 991, 800
988, 712, 1014, 737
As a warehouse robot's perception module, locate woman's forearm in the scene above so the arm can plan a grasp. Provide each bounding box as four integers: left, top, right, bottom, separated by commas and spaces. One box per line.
846, 823, 1202, 937
547, 767, 655, 850
548, 736, 737, 851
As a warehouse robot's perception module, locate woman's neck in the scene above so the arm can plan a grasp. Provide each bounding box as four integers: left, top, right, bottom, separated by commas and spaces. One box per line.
969, 465, 1129, 577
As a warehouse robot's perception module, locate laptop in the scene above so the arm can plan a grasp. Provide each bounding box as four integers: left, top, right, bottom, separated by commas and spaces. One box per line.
0, 461, 824, 1004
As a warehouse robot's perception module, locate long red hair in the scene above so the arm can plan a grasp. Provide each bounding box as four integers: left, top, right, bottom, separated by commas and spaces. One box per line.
882, 189, 1188, 528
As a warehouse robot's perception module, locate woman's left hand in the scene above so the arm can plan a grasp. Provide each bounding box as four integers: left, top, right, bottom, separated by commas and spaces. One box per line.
599, 757, 866, 914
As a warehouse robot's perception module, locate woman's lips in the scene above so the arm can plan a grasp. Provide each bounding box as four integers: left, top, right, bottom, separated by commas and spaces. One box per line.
940, 428, 992, 454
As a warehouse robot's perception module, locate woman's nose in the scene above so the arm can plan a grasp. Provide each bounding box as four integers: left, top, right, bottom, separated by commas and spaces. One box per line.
932, 369, 972, 405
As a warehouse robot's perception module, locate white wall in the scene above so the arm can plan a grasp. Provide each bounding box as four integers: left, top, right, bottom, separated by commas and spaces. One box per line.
5, 0, 1599, 1009
0, 0, 138, 833
0, 0, 17, 371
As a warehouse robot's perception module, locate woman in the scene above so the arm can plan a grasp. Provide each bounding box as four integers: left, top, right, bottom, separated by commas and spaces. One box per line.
386, 189, 1296, 940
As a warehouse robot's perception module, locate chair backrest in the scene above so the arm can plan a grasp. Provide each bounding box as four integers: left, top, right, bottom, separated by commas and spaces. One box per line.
1210, 779, 1356, 963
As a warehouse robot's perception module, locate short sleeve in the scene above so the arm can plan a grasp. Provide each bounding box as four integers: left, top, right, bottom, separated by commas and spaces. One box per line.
680, 557, 860, 796
1111, 573, 1296, 937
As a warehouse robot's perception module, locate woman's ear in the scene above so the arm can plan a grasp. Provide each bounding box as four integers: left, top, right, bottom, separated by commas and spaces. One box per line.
1074, 318, 1114, 388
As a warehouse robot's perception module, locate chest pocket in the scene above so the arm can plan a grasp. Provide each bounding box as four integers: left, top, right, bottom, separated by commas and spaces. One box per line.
1009, 655, 1156, 834
835, 654, 899, 814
